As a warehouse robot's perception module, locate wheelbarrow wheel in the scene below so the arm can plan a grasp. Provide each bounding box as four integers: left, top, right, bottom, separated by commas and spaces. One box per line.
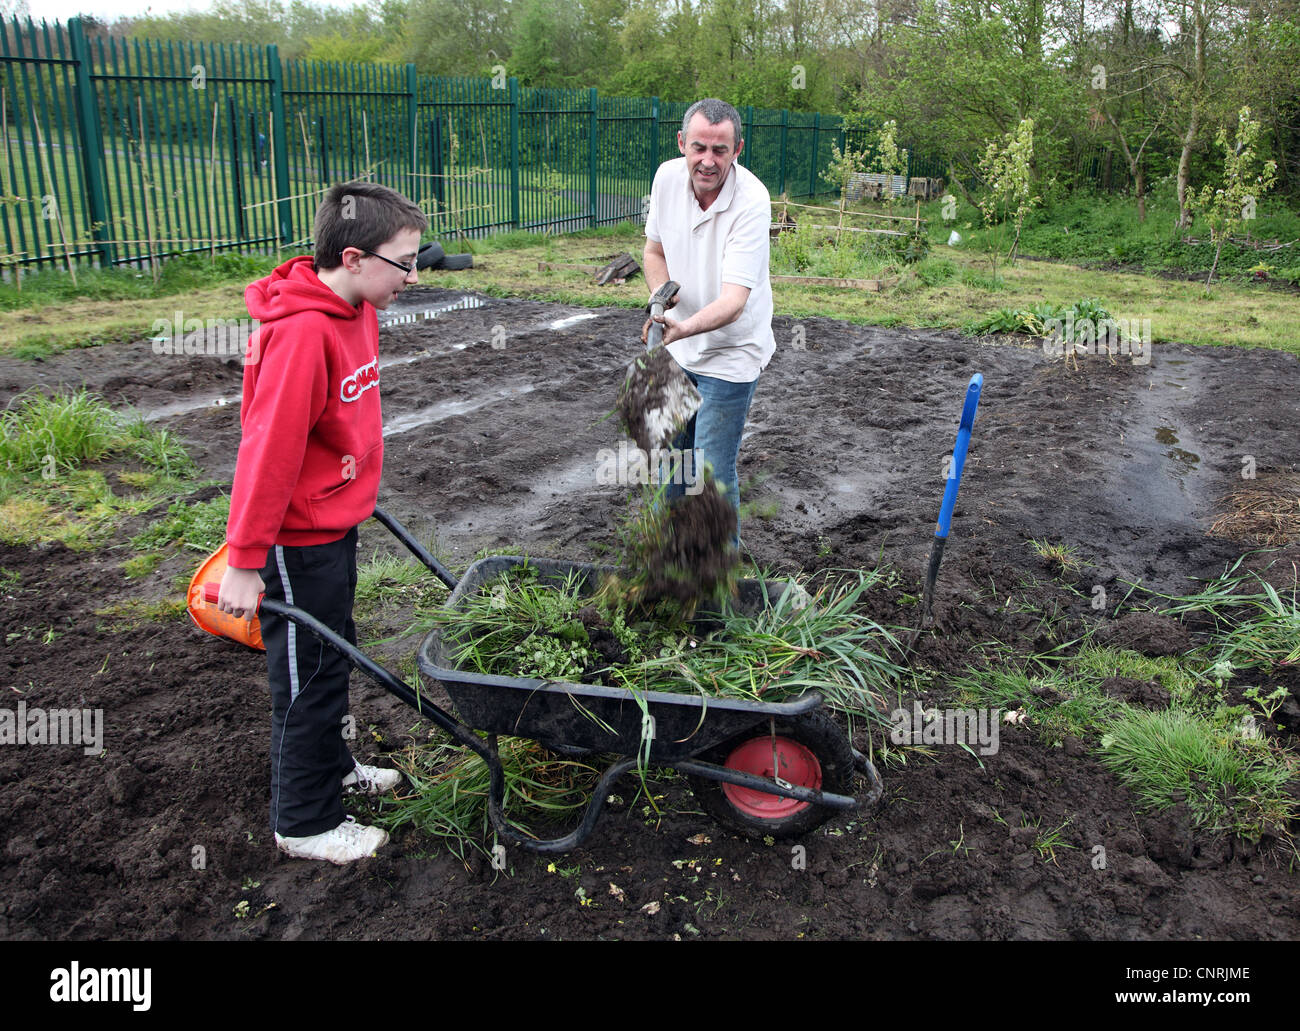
686, 711, 854, 840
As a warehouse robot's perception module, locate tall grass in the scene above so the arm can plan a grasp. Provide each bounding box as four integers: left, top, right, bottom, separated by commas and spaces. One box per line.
1099, 708, 1297, 842
1147, 559, 1300, 673
377, 734, 601, 862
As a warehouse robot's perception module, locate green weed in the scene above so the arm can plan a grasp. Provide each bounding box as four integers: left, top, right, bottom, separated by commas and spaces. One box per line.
130, 495, 230, 553
1098, 707, 1297, 842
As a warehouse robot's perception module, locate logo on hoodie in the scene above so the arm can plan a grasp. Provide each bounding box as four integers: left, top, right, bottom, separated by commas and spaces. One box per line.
341, 358, 379, 402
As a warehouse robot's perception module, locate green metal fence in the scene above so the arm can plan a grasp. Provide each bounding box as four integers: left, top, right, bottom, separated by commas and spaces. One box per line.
5, 16, 1115, 273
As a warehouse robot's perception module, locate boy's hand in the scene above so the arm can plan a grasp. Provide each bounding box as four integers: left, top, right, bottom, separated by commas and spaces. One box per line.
218, 565, 265, 620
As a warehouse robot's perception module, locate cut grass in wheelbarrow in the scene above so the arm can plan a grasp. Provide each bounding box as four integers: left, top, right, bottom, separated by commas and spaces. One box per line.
428, 559, 905, 716
384, 559, 903, 851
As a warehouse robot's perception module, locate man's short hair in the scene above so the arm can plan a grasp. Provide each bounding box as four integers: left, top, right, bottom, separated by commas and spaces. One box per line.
314, 182, 428, 270
681, 99, 743, 149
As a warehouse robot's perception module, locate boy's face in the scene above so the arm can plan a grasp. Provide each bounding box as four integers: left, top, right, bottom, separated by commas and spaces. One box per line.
344, 228, 422, 309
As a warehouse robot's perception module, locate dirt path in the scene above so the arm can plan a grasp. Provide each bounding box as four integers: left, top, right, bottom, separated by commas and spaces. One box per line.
1, 286, 1297, 940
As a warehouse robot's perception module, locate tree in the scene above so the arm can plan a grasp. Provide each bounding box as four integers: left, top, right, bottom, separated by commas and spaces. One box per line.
1189, 106, 1277, 286
977, 116, 1040, 273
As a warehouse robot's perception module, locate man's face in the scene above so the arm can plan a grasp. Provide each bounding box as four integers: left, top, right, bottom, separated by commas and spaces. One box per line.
678, 114, 743, 204
354, 227, 422, 309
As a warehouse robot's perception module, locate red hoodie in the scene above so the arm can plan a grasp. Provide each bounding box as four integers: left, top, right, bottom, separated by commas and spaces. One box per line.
226, 255, 383, 569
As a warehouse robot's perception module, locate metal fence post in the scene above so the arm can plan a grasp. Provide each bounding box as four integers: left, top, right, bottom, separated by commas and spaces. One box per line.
406, 63, 418, 203
650, 95, 659, 171
743, 105, 754, 166
809, 112, 819, 196
588, 87, 597, 229
509, 77, 520, 230
778, 109, 788, 197
67, 17, 112, 266
267, 44, 292, 246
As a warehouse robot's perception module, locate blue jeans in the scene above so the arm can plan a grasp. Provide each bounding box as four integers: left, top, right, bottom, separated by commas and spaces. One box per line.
665, 370, 759, 537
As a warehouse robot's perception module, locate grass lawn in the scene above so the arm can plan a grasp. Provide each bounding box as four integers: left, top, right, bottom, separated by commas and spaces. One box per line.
2, 209, 1299, 358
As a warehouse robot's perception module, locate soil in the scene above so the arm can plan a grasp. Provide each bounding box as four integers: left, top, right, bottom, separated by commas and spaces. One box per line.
617, 342, 700, 454
622, 482, 738, 610
2, 285, 1299, 941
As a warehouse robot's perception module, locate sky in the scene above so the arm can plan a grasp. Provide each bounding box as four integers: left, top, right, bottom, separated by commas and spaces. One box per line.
31, 0, 363, 25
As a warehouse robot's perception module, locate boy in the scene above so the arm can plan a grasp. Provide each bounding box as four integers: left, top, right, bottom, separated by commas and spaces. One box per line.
217, 181, 427, 864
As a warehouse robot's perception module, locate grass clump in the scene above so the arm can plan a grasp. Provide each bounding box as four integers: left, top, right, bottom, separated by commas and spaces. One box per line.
0, 389, 119, 475
1099, 707, 1297, 842
0, 389, 200, 547
95, 597, 189, 631
378, 733, 601, 862
1026, 537, 1088, 576
130, 495, 230, 553
951, 663, 1124, 745
1149, 559, 1300, 674
771, 221, 899, 280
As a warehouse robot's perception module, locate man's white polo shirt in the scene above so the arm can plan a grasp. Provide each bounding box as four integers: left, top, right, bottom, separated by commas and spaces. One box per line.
645, 156, 775, 383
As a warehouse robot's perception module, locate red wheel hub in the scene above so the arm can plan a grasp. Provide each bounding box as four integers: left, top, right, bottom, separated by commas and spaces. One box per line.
721, 736, 822, 819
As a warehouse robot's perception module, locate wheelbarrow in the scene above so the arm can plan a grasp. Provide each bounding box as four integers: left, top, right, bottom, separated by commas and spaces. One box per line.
202, 506, 883, 854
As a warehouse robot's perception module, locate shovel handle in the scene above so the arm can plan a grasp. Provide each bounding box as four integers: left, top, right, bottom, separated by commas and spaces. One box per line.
646, 280, 679, 351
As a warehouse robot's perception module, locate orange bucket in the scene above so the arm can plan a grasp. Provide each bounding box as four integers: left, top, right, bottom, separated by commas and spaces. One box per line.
188, 543, 265, 651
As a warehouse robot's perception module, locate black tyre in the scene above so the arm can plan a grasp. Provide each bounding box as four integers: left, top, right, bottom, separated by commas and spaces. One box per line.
416, 240, 445, 270
686, 711, 855, 839
440, 253, 473, 271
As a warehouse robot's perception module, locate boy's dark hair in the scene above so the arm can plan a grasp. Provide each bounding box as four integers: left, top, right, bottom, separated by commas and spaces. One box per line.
313, 182, 428, 270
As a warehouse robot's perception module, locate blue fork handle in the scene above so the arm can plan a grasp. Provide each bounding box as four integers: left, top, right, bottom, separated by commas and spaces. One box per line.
935, 373, 983, 540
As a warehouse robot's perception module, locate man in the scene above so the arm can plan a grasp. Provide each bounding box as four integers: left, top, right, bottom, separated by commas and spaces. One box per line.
643, 97, 775, 539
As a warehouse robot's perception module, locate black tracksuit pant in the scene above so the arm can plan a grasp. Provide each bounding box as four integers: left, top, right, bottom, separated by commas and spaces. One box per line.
258, 528, 358, 837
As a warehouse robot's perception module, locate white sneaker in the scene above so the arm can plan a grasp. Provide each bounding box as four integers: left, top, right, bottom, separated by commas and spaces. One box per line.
275, 816, 389, 864
342, 760, 403, 796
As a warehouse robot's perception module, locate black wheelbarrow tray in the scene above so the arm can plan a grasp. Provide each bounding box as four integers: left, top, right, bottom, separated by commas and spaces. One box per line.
211, 506, 882, 854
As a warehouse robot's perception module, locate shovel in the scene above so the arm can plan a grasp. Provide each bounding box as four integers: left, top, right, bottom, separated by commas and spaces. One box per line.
618, 280, 702, 454
907, 372, 983, 651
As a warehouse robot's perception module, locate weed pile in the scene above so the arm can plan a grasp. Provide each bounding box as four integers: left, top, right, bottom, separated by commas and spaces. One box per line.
1209, 477, 1300, 547
429, 561, 903, 715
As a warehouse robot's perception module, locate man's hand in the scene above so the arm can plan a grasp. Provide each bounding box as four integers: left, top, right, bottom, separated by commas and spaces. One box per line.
218, 565, 265, 621
642, 282, 751, 347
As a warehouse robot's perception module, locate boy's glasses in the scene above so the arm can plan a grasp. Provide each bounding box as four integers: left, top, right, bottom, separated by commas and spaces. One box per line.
358, 249, 416, 275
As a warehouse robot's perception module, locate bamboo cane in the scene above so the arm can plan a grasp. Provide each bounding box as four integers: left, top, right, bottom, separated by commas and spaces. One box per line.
298, 110, 316, 183
1, 87, 19, 291
137, 96, 160, 284
269, 112, 281, 247
32, 118, 76, 286
207, 100, 219, 263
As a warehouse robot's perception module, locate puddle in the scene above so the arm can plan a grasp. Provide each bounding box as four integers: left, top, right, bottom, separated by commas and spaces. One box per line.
1154, 426, 1200, 473
382, 382, 538, 437
377, 294, 484, 328
548, 312, 601, 331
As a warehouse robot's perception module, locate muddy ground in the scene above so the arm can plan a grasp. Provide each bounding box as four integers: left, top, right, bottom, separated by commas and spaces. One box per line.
1, 285, 1298, 941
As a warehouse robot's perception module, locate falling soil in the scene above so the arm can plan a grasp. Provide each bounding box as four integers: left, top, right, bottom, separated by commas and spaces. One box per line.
620, 482, 739, 611
617, 345, 700, 454
1, 287, 1299, 940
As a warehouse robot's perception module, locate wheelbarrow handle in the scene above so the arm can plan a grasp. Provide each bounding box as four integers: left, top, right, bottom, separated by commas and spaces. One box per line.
202, 584, 488, 760
371, 505, 458, 589
201, 582, 262, 609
